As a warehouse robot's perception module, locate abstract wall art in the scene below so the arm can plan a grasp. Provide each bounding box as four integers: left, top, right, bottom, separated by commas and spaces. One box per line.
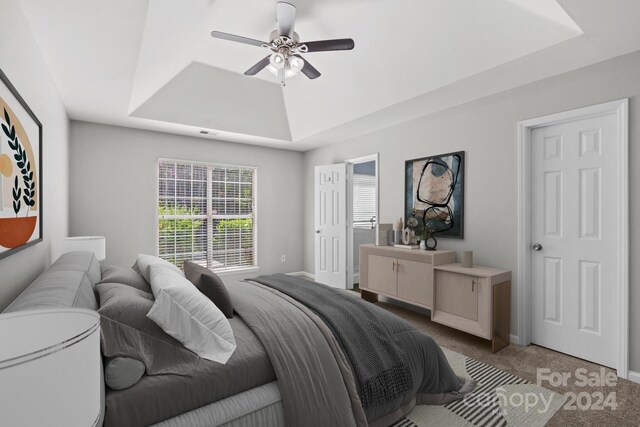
0, 68, 43, 260
405, 151, 464, 239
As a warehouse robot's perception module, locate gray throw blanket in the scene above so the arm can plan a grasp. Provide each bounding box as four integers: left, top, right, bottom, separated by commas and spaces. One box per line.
252, 274, 414, 408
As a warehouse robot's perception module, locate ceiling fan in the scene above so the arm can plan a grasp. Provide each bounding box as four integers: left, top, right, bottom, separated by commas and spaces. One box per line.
211, 1, 355, 85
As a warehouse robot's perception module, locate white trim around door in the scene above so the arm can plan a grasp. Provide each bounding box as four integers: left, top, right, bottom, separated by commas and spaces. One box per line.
517, 99, 629, 378
346, 153, 379, 290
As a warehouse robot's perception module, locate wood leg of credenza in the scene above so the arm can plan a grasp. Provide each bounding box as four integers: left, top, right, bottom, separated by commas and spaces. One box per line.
491, 281, 511, 353
492, 337, 509, 353
361, 289, 379, 303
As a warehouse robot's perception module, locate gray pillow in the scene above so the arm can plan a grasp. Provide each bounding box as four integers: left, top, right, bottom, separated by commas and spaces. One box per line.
97, 283, 198, 376
183, 261, 234, 318
104, 357, 145, 390
100, 265, 151, 293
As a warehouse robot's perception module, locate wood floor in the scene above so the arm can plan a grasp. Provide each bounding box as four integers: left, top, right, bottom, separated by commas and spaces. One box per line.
366, 296, 640, 427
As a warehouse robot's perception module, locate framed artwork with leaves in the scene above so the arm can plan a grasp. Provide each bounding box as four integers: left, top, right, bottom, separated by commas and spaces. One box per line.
0, 68, 43, 260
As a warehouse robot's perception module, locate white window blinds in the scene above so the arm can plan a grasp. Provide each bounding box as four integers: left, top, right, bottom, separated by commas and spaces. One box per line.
158, 159, 257, 272
352, 173, 376, 229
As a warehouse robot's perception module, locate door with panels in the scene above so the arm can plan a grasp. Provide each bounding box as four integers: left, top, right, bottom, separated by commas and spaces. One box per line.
314, 164, 347, 288
531, 113, 618, 368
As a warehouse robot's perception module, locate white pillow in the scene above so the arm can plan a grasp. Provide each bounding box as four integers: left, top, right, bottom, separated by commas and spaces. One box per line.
136, 254, 183, 283
146, 264, 236, 364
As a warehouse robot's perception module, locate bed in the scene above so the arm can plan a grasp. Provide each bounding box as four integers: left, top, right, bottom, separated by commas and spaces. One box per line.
3, 251, 474, 427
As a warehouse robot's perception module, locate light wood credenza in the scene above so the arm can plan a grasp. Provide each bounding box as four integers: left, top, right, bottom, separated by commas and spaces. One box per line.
359, 244, 511, 353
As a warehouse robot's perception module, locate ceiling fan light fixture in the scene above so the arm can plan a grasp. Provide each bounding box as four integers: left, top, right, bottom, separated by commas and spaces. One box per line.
269, 53, 285, 70
283, 56, 304, 78
289, 55, 304, 72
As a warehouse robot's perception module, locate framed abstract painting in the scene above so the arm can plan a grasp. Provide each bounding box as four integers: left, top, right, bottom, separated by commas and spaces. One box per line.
0, 68, 43, 260
404, 151, 465, 239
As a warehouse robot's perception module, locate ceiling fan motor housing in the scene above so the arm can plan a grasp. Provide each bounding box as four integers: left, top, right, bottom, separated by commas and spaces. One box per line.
269, 30, 299, 44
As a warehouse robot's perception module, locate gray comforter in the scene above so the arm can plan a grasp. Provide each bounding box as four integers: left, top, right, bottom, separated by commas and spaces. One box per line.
231, 279, 368, 427
252, 274, 414, 408
240, 276, 472, 425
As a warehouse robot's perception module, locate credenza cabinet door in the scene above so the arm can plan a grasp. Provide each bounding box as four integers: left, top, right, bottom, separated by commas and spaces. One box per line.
367, 254, 398, 295
359, 245, 456, 311
433, 270, 494, 340
397, 259, 432, 307
434, 270, 479, 321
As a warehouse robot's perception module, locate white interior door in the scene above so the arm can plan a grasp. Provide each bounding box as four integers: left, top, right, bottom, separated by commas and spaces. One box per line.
531, 113, 619, 368
314, 164, 346, 288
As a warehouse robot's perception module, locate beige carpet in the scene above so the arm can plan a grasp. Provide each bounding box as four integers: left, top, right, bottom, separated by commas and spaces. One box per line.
362, 296, 640, 427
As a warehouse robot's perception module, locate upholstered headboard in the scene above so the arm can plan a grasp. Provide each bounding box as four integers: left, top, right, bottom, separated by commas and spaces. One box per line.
3, 251, 101, 313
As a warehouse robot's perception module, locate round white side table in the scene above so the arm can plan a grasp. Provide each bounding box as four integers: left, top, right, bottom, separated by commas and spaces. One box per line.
0, 308, 101, 427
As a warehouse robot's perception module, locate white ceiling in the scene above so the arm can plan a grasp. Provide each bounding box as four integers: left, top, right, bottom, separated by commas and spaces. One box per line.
19, 0, 640, 151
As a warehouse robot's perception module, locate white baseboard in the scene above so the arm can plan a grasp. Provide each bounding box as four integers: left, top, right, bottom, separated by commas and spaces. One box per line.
285, 271, 304, 277
510, 334, 520, 345
286, 271, 315, 280
628, 370, 640, 384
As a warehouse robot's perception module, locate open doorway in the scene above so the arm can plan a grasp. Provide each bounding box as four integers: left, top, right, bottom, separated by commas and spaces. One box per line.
347, 154, 379, 290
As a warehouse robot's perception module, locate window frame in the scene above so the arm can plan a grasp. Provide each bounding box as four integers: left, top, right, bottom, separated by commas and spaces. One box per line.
156, 157, 258, 273
352, 172, 377, 229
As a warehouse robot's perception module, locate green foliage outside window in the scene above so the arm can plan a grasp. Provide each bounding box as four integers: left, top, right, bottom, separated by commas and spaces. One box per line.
158, 206, 205, 269
214, 218, 254, 249
158, 206, 204, 234
159, 205, 254, 268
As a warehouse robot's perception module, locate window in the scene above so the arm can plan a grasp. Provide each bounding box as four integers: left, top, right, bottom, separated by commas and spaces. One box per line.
157, 159, 257, 272
352, 173, 376, 229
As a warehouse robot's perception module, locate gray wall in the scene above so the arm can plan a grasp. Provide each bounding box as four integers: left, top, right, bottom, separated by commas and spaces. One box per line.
301, 51, 640, 370
0, 1, 70, 310
69, 122, 303, 279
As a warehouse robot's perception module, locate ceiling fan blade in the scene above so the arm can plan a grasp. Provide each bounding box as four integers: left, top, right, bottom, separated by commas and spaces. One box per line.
301, 38, 355, 52
244, 56, 271, 76
294, 55, 321, 79
276, 2, 296, 37
211, 31, 266, 47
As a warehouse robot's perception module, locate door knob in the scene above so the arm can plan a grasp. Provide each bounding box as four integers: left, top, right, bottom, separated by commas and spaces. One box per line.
315, 230, 321, 234
532, 243, 543, 251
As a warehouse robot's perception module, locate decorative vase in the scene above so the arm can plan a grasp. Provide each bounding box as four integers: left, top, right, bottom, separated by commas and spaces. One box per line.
419, 240, 426, 250
462, 251, 473, 268
424, 234, 438, 251
402, 228, 411, 245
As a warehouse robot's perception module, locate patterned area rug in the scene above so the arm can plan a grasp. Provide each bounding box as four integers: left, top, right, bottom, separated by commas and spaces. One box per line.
393, 348, 566, 427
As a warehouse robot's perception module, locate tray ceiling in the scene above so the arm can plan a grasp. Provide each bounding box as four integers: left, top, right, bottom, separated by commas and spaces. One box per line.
19, 0, 640, 150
